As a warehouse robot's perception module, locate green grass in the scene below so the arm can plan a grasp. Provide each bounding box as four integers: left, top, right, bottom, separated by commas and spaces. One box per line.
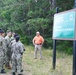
21, 45, 73, 75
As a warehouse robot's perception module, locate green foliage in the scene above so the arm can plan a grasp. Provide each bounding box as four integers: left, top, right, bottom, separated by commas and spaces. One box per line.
20, 36, 29, 45
44, 38, 53, 49
56, 41, 73, 54
0, 0, 74, 54
26, 18, 50, 31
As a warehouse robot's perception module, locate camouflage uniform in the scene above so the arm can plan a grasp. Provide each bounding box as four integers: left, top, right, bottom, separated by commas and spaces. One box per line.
11, 39, 25, 72
10, 36, 14, 42
0, 35, 6, 72
11, 41, 24, 74
20, 42, 25, 71
2, 37, 6, 64
5, 36, 11, 67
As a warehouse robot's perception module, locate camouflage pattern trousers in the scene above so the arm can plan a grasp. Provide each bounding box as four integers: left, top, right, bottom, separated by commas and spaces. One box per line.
11, 54, 22, 74
0, 56, 4, 71
5, 50, 12, 65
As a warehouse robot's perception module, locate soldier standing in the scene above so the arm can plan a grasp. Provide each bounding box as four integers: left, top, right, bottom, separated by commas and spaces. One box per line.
11, 36, 24, 75
11, 34, 25, 73
0, 29, 6, 74
5, 30, 11, 69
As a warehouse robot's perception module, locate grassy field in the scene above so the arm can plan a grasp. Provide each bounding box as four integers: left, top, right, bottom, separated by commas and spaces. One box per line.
22, 45, 72, 75
5, 45, 73, 75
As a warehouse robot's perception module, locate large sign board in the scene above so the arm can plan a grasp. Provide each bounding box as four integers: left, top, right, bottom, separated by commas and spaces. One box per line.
53, 9, 76, 40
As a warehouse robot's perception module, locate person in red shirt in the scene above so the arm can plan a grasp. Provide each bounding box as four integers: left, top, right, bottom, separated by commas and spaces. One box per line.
33, 31, 44, 59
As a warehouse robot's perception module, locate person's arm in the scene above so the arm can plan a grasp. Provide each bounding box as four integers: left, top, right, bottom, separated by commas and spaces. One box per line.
32, 37, 35, 45
19, 45, 24, 55
11, 44, 15, 53
41, 36, 44, 45
5, 38, 9, 47
3, 39, 7, 56
22, 43, 25, 51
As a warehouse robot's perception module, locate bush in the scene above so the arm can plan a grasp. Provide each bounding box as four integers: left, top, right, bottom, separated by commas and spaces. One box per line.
56, 40, 73, 54
20, 36, 29, 45
43, 38, 53, 49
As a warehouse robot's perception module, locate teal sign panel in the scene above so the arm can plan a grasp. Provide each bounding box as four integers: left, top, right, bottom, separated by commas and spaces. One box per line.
53, 11, 75, 39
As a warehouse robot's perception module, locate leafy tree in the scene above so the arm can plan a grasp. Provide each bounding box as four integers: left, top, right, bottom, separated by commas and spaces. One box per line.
0, 0, 74, 53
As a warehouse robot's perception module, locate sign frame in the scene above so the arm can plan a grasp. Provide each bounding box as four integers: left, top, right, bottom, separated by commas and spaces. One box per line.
52, 8, 76, 40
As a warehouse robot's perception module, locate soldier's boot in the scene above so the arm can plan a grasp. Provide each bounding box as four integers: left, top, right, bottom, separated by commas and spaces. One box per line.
12, 72, 15, 75
16, 69, 23, 72
18, 74, 23, 75
0, 69, 6, 74
21, 69, 23, 72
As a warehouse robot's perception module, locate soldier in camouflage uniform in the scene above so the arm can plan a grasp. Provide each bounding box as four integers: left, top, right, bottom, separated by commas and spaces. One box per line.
11, 34, 25, 73
11, 33, 17, 44
1, 31, 6, 65
0, 29, 6, 74
11, 36, 24, 75
5, 30, 11, 69
10, 32, 15, 42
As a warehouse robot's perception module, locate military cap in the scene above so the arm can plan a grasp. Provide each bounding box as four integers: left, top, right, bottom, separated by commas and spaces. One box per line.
14, 33, 18, 38
0, 28, 4, 33
15, 35, 20, 42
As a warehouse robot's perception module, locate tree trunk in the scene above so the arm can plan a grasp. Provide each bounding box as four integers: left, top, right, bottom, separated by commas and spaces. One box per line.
74, 0, 76, 7
49, 0, 56, 9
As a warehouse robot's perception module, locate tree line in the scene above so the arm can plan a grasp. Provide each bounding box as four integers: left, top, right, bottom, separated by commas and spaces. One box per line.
0, 0, 74, 54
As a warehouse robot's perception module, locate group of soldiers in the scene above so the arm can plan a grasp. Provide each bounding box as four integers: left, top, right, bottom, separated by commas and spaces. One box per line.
0, 28, 25, 75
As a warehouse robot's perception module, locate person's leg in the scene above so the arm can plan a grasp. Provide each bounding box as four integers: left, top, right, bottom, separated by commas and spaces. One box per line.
8, 50, 12, 68
0, 56, 6, 73
12, 57, 16, 75
34, 45, 38, 59
5, 52, 8, 67
5, 50, 11, 69
20, 56, 23, 72
17, 57, 22, 75
38, 45, 42, 59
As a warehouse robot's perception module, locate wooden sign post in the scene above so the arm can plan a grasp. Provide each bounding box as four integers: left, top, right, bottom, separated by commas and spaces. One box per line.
52, 8, 76, 75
